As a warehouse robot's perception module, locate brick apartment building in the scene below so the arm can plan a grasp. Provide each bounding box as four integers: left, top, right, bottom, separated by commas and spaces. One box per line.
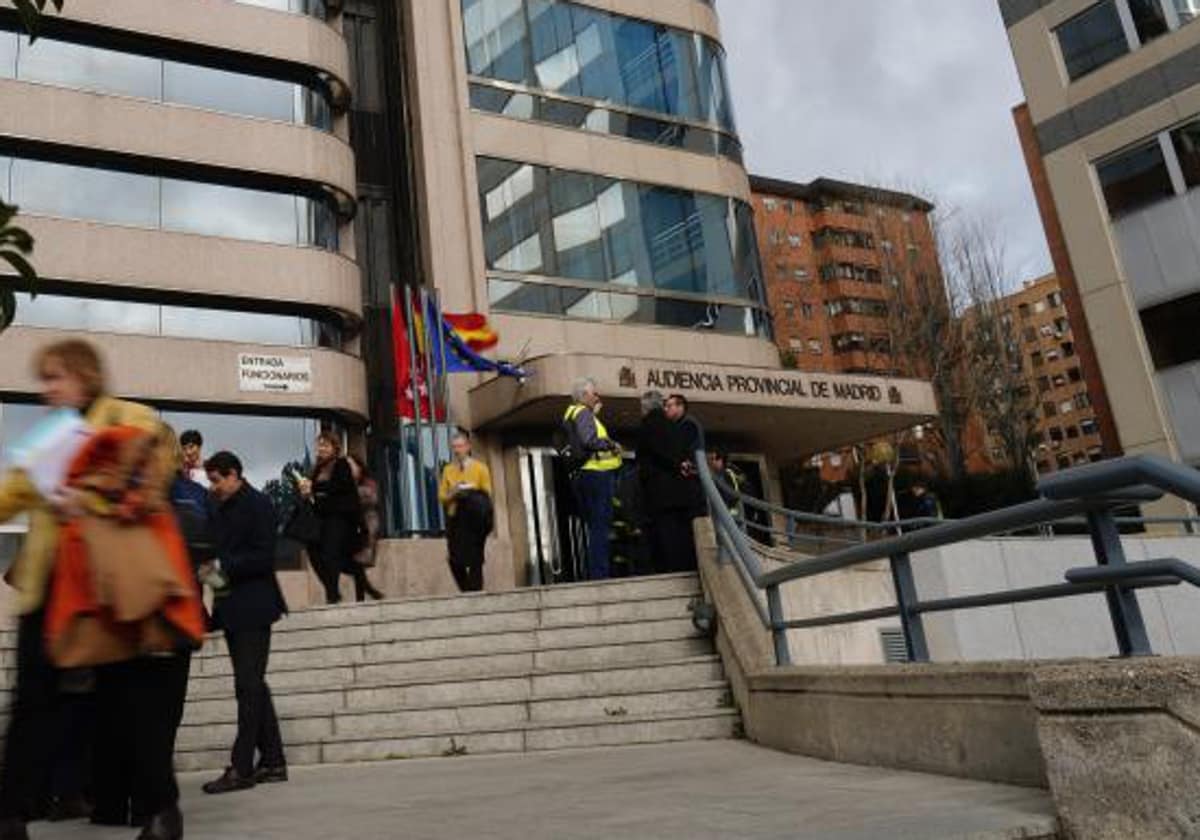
750, 176, 942, 377
978, 274, 1106, 476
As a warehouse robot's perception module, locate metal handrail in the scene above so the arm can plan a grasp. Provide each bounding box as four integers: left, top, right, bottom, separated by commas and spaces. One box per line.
696, 452, 1200, 666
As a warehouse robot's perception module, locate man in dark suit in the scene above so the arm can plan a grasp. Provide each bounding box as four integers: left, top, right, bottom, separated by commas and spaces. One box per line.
636, 391, 698, 574
200, 451, 289, 795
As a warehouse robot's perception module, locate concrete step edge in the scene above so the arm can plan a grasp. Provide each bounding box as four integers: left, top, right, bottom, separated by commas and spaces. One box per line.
173, 707, 740, 755
186, 654, 724, 697
181, 681, 734, 725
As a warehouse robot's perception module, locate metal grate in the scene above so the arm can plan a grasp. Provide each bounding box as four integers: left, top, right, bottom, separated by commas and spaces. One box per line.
880, 628, 910, 664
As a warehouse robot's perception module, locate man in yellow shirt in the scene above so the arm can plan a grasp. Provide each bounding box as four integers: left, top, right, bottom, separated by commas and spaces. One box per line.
438, 430, 493, 592
564, 378, 623, 581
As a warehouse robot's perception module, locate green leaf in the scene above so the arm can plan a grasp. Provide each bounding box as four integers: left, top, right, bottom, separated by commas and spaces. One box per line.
0, 286, 15, 333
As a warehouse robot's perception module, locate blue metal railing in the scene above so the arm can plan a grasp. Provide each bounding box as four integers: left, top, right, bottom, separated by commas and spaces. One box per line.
696, 453, 1200, 666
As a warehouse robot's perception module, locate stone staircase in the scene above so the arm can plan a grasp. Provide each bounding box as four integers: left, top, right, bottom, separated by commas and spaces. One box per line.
168, 572, 736, 770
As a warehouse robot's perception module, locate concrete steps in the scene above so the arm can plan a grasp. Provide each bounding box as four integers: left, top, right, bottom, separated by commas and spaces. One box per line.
3, 573, 739, 771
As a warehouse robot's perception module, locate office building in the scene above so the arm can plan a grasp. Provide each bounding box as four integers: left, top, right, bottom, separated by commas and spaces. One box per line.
0, 0, 939, 593
1000, 0, 1200, 491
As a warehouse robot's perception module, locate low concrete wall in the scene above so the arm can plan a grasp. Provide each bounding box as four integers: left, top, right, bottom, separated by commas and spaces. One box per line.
744, 663, 1047, 788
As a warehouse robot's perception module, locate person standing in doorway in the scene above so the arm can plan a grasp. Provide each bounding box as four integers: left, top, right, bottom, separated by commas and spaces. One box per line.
438, 430, 493, 593
298, 432, 360, 604
179, 430, 205, 484
637, 391, 697, 574
564, 378, 623, 581
201, 451, 288, 795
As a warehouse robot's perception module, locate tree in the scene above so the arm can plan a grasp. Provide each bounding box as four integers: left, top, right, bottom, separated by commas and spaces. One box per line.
0, 0, 65, 333
262, 458, 312, 530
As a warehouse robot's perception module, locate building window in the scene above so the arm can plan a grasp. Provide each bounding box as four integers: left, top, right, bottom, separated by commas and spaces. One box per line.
764, 198, 778, 211
1097, 139, 1175, 219
1140, 291, 1200, 369
477, 156, 764, 306
462, 0, 737, 133
1048, 291, 1064, 308
1074, 392, 1092, 410
1081, 418, 1100, 436
832, 332, 867, 354
1024, 327, 1038, 343
1128, 0, 1171, 43
0, 156, 338, 250
1037, 375, 1051, 392
1174, 0, 1200, 24
808, 338, 823, 355
801, 303, 814, 318
0, 29, 334, 131
1044, 401, 1058, 419
1031, 351, 1044, 368
1068, 367, 1084, 383
1055, 1, 1130, 81
788, 338, 803, 351
793, 268, 809, 281
1170, 118, 1200, 188
1062, 341, 1077, 357
788, 235, 803, 248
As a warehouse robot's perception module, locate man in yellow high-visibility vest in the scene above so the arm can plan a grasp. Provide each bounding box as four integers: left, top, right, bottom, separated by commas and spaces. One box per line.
565, 377, 623, 580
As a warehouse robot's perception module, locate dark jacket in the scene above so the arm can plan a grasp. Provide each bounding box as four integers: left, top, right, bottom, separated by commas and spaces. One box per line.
312, 458, 361, 520
209, 482, 288, 633
170, 475, 214, 567
676, 414, 706, 515
636, 409, 694, 516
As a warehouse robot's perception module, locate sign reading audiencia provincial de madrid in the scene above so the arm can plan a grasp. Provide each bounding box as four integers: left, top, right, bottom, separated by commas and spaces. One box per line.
619, 365, 904, 407
238, 353, 313, 394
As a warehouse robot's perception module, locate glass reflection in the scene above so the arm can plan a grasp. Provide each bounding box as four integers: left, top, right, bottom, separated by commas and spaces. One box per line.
489, 279, 767, 336
233, 0, 328, 20
158, 411, 325, 492
11, 292, 341, 349
0, 155, 337, 250
476, 156, 763, 304
0, 31, 332, 130
462, 0, 737, 133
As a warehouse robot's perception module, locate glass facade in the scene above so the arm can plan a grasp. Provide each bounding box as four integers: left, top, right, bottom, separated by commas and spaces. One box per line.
0, 156, 339, 249
477, 157, 766, 335
468, 83, 742, 162
0, 32, 333, 130
462, 0, 737, 134
10, 292, 343, 349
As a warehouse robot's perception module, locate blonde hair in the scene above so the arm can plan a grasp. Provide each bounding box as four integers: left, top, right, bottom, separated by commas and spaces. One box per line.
34, 339, 107, 399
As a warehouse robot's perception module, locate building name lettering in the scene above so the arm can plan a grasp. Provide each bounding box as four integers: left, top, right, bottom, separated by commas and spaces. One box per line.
641, 367, 898, 406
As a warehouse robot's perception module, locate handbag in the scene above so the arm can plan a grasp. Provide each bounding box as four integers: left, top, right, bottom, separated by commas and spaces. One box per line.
283, 500, 322, 544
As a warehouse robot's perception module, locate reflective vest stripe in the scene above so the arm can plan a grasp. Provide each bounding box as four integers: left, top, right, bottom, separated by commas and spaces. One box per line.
564, 405, 622, 472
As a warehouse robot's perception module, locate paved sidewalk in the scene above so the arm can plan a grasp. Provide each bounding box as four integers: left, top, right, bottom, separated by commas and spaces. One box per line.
43, 741, 1058, 840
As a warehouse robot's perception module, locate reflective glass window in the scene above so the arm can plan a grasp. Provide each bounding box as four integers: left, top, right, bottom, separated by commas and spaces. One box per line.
233, 0, 327, 20
1170, 119, 1200, 188
1097, 139, 1175, 218
0, 30, 331, 130
3, 155, 336, 250
10, 158, 161, 228
9, 292, 341, 349
1056, 1, 1129, 80
1140, 291, 1200, 369
462, 0, 738, 133
158, 411, 325, 491
1175, 0, 1200, 24
478, 156, 763, 306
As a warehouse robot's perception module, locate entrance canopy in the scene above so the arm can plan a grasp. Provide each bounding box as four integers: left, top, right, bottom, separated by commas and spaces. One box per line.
469, 354, 937, 455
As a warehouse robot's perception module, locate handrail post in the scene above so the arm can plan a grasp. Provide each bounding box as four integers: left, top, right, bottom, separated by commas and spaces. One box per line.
889, 552, 929, 662
1086, 508, 1153, 657
766, 584, 791, 666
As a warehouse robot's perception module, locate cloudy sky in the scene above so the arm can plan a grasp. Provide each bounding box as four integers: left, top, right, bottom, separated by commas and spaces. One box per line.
721, 0, 1053, 285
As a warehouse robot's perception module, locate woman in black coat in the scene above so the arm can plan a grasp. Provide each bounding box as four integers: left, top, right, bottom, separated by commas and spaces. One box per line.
636, 391, 698, 574
299, 433, 361, 605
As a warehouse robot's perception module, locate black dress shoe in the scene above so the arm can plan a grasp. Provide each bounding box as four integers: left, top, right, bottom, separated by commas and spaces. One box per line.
201, 767, 255, 795
0, 817, 27, 840
136, 805, 182, 840
253, 764, 288, 784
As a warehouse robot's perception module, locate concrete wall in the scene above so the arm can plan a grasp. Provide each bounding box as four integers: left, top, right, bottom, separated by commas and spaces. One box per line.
913, 537, 1200, 661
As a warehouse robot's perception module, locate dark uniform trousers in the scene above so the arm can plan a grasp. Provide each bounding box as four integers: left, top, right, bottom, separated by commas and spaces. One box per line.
225, 627, 284, 777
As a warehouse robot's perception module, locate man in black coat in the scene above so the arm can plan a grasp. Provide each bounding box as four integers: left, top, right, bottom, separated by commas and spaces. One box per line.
666, 393, 706, 517
636, 391, 698, 574
200, 451, 289, 795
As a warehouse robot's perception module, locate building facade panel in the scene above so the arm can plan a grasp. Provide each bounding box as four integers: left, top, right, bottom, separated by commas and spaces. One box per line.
0, 79, 357, 201
0, 328, 368, 419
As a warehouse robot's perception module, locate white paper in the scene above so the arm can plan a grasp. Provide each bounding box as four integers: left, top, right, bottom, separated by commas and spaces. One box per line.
10, 409, 92, 497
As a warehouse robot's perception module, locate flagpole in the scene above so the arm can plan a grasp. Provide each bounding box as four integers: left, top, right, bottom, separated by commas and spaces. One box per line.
403, 284, 429, 532
433, 290, 454, 507
418, 286, 440, 527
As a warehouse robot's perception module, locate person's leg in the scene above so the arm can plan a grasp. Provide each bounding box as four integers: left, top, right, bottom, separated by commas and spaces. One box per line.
583, 472, 614, 580
466, 561, 484, 592
316, 519, 347, 604
226, 630, 270, 778
89, 663, 131, 827
126, 658, 180, 822
0, 611, 59, 830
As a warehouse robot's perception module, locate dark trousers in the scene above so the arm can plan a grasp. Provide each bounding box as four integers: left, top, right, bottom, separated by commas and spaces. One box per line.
446, 513, 486, 593
647, 510, 698, 574
573, 470, 616, 581
91, 656, 187, 823
225, 628, 285, 777
448, 557, 484, 593
312, 517, 352, 604
0, 611, 57, 820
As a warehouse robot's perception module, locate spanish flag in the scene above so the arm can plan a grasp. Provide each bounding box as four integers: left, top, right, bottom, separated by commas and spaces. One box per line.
443, 313, 499, 352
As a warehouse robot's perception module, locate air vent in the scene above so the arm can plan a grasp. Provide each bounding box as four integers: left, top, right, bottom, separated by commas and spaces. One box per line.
880, 628, 909, 664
